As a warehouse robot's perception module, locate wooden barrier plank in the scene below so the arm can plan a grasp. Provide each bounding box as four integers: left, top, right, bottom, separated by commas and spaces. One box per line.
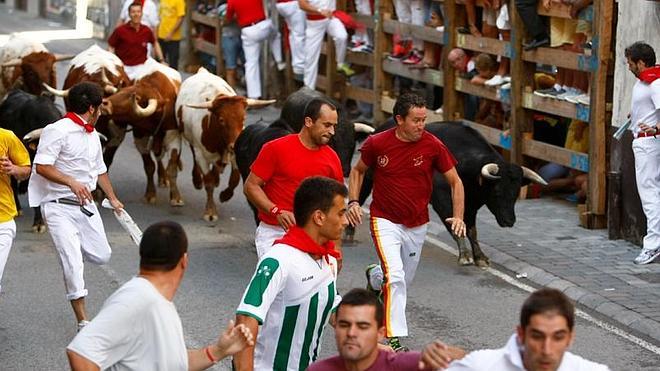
522, 47, 596, 72
461, 120, 511, 149
455, 78, 505, 103
382, 59, 444, 86
456, 34, 511, 58
191, 11, 219, 27
346, 50, 374, 67
381, 95, 444, 121
345, 85, 376, 102
522, 93, 590, 121
383, 19, 444, 44
194, 40, 217, 56
522, 139, 590, 172
537, 2, 593, 21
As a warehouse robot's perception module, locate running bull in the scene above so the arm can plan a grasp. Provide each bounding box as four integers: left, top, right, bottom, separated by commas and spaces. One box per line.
355, 120, 547, 267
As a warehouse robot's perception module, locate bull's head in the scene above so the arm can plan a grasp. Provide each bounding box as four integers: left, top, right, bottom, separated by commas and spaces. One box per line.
480, 163, 547, 227
101, 85, 159, 121
186, 95, 248, 154
3, 52, 71, 96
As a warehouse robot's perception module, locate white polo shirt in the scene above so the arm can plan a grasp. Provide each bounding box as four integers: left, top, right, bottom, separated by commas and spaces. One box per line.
445, 334, 610, 371
28, 116, 106, 207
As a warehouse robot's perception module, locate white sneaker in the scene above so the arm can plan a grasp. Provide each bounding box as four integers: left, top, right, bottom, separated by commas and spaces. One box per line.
633, 248, 660, 265
485, 75, 505, 86
566, 93, 590, 105
500, 82, 511, 90
575, 94, 590, 106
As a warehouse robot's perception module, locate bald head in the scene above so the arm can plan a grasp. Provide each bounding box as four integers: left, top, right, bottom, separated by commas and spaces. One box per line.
448, 48, 468, 71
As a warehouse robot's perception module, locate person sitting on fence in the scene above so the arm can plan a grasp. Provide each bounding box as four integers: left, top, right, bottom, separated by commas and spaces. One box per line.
349, 0, 374, 53
389, 0, 425, 65
448, 48, 480, 120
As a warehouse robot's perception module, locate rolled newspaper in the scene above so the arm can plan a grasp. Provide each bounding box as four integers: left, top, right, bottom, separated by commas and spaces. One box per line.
614, 110, 657, 140
101, 199, 142, 247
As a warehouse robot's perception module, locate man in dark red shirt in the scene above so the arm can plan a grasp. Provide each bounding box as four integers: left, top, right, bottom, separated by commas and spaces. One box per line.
225, 0, 285, 99
108, 1, 165, 80
244, 98, 344, 259
347, 93, 466, 352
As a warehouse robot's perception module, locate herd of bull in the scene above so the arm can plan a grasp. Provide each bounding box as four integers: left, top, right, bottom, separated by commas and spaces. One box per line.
0, 36, 548, 267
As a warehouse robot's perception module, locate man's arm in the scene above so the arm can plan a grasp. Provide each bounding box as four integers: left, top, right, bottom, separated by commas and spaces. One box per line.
97, 173, 124, 210
346, 159, 368, 226
67, 350, 101, 371
418, 340, 466, 370
0, 157, 30, 181
153, 40, 166, 63
244, 172, 295, 230
165, 16, 185, 41
442, 168, 466, 238
36, 164, 93, 205
232, 315, 260, 371
187, 320, 254, 371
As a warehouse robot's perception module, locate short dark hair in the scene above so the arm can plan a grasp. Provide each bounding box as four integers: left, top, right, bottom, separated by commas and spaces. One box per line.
393, 92, 426, 120
303, 97, 337, 123
293, 176, 347, 227
520, 288, 575, 331
68, 82, 103, 114
337, 288, 384, 327
625, 42, 656, 67
129, 1, 143, 11
140, 221, 188, 272
475, 53, 496, 72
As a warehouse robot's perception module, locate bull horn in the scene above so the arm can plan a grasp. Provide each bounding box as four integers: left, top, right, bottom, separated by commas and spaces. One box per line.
185, 101, 214, 109
42, 82, 69, 97
54, 54, 74, 62
98, 133, 108, 142
104, 85, 117, 94
481, 163, 501, 180
132, 97, 158, 117
522, 166, 548, 186
23, 128, 43, 142
354, 122, 375, 133
100, 68, 112, 85
246, 98, 276, 108
2, 58, 22, 67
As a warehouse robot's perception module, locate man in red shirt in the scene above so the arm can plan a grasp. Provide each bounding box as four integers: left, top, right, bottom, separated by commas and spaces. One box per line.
108, 1, 165, 81
244, 98, 344, 259
226, 0, 285, 99
347, 93, 466, 352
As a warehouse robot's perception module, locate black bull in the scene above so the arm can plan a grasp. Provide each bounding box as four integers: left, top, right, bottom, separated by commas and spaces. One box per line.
353, 119, 547, 267
235, 87, 364, 223
0, 89, 62, 232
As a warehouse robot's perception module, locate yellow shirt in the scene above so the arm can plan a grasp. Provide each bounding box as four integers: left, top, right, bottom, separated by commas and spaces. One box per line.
158, 0, 186, 41
0, 128, 30, 222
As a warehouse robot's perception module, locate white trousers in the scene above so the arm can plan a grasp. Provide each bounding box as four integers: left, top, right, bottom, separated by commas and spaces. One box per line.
353, 0, 372, 45
276, 1, 306, 74
242, 19, 284, 99
255, 222, 286, 258
393, 0, 425, 49
303, 17, 348, 89
369, 217, 427, 337
0, 219, 16, 293
42, 202, 112, 300
632, 137, 660, 251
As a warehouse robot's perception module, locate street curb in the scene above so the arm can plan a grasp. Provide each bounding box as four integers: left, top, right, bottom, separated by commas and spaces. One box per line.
425, 228, 660, 346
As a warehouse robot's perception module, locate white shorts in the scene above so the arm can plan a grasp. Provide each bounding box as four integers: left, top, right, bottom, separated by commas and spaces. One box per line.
255, 222, 285, 258
42, 202, 112, 300
0, 219, 17, 293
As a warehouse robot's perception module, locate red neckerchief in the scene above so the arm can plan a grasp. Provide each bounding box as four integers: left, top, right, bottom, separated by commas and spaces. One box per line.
274, 226, 340, 262
640, 65, 660, 84
64, 112, 94, 133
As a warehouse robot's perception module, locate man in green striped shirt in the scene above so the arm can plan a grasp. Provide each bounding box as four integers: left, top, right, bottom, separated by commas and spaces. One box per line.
233, 176, 348, 371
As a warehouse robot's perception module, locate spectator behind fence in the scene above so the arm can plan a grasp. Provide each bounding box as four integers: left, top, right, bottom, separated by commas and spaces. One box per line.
444, 288, 610, 370
157, 0, 186, 70
625, 42, 660, 265
67, 221, 254, 370
226, 0, 285, 99
308, 288, 466, 370
108, 1, 166, 81
514, 0, 550, 50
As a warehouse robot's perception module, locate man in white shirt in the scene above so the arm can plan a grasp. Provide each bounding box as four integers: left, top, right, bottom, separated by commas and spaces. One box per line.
27, 82, 124, 330
233, 176, 347, 371
624, 42, 660, 265
67, 221, 254, 371
443, 288, 610, 371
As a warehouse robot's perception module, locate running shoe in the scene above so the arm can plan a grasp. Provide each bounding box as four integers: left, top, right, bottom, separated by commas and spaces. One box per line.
485, 74, 506, 87
566, 93, 590, 105
633, 248, 660, 265
388, 337, 410, 352
337, 63, 356, 77
575, 94, 590, 106
402, 50, 423, 65
556, 89, 581, 101
388, 40, 412, 61
534, 87, 565, 99
365, 263, 382, 294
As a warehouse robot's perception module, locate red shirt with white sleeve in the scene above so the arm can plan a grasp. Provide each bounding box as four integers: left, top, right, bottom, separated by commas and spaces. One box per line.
359, 128, 457, 227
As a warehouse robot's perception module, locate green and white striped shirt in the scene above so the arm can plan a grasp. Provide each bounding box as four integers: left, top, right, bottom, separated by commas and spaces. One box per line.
237, 243, 340, 371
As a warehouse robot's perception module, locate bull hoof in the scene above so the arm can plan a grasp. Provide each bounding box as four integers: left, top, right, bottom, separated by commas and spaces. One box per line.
203, 213, 218, 222
475, 256, 490, 268
219, 190, 233, 203
170, 198, 185, 207
458, 255, 474, 266
144, 195, 157, 204
32, 224, 47, 233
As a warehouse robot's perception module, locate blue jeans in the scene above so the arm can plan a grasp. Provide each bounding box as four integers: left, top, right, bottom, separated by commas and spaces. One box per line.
222, 34, 244, 69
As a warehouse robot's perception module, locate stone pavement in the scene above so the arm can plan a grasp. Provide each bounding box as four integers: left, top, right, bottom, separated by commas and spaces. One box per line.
2, 1, 659, 347
426, 195, 660, 345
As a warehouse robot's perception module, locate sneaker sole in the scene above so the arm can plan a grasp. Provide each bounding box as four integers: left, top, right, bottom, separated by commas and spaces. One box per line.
634, 250, 660, 265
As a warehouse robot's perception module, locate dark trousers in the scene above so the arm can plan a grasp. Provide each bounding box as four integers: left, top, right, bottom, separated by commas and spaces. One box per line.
514, 0, 549, 41
158, 39, 180, 70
